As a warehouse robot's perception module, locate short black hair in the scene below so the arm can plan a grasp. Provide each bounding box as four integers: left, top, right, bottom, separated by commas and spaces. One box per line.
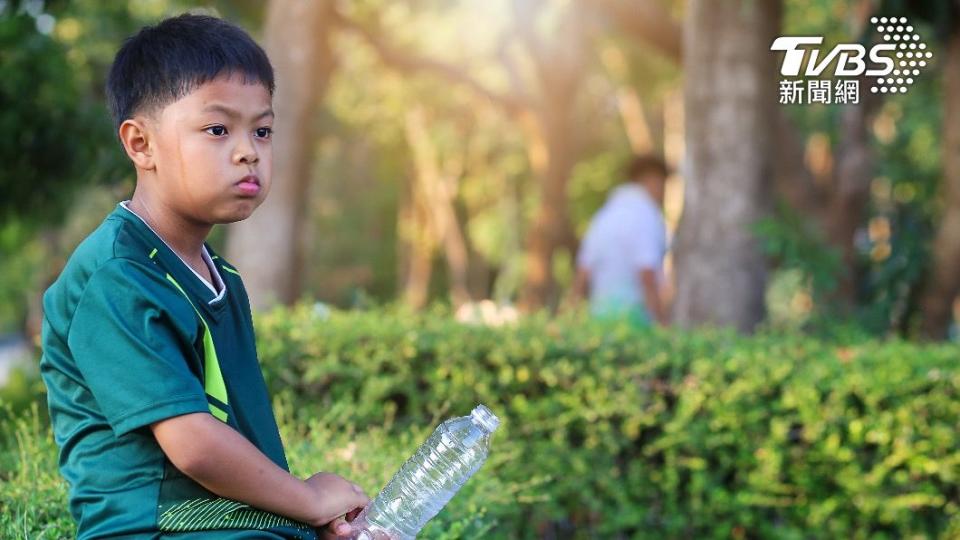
106, 13, 274, 131
626, 154, 669, 181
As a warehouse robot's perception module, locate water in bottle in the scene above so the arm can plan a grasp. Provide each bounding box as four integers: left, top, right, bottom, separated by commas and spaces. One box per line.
349, 404, 500, 540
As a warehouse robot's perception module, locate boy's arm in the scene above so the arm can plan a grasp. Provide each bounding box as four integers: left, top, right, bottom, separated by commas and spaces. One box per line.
150, 412, 369, 529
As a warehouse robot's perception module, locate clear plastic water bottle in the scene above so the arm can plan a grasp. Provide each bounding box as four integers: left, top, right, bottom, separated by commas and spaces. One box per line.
349, 404, 500, 540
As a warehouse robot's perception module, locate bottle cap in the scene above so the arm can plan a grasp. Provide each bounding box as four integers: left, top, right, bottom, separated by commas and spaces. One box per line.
470, 404, 500, 433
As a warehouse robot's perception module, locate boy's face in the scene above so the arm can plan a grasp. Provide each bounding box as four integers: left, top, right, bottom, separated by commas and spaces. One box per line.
142, 73, 273, 224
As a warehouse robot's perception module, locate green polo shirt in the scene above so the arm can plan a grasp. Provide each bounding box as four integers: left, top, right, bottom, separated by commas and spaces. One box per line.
40, 203, 318, 540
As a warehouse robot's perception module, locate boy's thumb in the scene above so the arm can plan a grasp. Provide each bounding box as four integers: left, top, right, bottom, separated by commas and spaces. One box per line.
334, 518, 352, 536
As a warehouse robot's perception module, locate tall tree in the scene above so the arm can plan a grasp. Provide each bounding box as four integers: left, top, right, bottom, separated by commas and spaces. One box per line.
826, 78, 882, 306
334, 1, 589, 311
920, 21, 960, 338
588, 0, 888, 319
671, 0, 781, 332
225, 0, 336, 310
511, 0, 589, 311
402, 105, 472, 308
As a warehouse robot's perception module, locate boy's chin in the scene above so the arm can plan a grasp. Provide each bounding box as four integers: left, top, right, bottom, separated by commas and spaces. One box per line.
210, 203, 261, 224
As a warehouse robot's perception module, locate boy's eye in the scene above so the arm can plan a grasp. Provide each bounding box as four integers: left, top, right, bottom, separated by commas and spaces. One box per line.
206, 125, 228, 137
256, 127, 273, 139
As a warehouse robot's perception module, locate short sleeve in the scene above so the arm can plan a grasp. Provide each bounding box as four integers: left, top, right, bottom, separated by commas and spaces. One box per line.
67, 259, 210, 437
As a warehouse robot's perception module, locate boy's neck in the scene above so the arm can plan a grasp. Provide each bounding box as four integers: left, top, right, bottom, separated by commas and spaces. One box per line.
127, 191, 212, 263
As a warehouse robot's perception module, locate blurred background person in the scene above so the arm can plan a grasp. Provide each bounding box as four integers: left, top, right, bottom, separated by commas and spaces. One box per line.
573, 155, 669, 327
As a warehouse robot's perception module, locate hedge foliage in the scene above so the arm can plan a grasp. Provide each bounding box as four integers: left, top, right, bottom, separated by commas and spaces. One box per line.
258, 306, 960, 538
3, 305, 960, 539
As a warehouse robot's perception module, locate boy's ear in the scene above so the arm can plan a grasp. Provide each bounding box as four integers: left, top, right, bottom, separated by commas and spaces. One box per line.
118, 118, 156, 171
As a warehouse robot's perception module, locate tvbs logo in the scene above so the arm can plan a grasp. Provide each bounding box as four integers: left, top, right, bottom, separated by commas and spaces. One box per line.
771, 16, 932, 103
771, 36, 895, 77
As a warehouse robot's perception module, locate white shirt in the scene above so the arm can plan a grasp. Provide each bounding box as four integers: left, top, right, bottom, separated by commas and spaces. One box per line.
119, 201, 226, 303
576, 184, 666, 315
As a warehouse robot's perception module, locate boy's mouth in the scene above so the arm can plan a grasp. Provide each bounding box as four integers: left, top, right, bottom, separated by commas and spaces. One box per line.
235, 175, 261, 196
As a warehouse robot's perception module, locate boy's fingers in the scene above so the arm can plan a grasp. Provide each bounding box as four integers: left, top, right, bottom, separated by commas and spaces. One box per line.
334, 517, 352, 536
324, 515, 351, 537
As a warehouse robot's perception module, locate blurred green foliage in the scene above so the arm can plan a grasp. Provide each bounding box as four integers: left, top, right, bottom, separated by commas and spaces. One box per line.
775, 1, 946, 337
0, 10, 102, 226
4, 306, 960, 537
858, 72, 942, 335
0, 0, 953, 336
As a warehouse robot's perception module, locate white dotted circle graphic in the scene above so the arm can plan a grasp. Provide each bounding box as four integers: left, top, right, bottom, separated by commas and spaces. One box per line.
871, 16, 931, 95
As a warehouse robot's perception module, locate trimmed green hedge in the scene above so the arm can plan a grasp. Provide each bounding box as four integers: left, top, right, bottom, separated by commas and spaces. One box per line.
3, 306, 960, 538
258, 306, 960, 538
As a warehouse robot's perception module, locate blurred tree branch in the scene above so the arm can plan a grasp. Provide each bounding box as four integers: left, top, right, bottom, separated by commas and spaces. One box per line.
583, 0, 682, 62
404, 105, 472, 307
329, 7, 532, 117
332, 2, 588, 310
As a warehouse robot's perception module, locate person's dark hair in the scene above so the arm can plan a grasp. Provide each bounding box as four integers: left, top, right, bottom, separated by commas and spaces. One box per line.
106, 13, 274, 131
625, 154, 669, 182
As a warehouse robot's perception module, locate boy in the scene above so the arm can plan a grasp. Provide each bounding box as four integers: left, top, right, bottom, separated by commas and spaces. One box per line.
39, 13, 368, 539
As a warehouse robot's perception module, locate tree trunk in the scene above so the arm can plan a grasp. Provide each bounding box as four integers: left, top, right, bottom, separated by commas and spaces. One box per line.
920, 29, 960, 339
826, 83, 881, 306
600, 44, 655, 154
518, 96, 580, 311
517, 4, 585, 311
403, 107, 472, 307
336, 2, 585, 311
399, 179, 436, 310
225, 0, 335, 310
672, 0, 780, 332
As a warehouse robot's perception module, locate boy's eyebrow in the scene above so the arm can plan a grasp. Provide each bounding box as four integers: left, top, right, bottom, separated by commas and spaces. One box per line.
201, 104, 274, 121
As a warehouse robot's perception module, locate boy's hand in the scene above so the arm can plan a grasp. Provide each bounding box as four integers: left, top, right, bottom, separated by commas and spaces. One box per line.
318, 508, 363, 539
305, 472, 370, 530
319, 505, 399, 540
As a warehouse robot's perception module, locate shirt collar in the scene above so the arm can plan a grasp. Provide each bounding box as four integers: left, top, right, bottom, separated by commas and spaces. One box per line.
609, 183, 653, 206
118, 201, 227, 303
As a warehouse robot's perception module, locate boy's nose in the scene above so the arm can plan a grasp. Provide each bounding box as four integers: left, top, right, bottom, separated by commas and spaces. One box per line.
234, 146, 259, 165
